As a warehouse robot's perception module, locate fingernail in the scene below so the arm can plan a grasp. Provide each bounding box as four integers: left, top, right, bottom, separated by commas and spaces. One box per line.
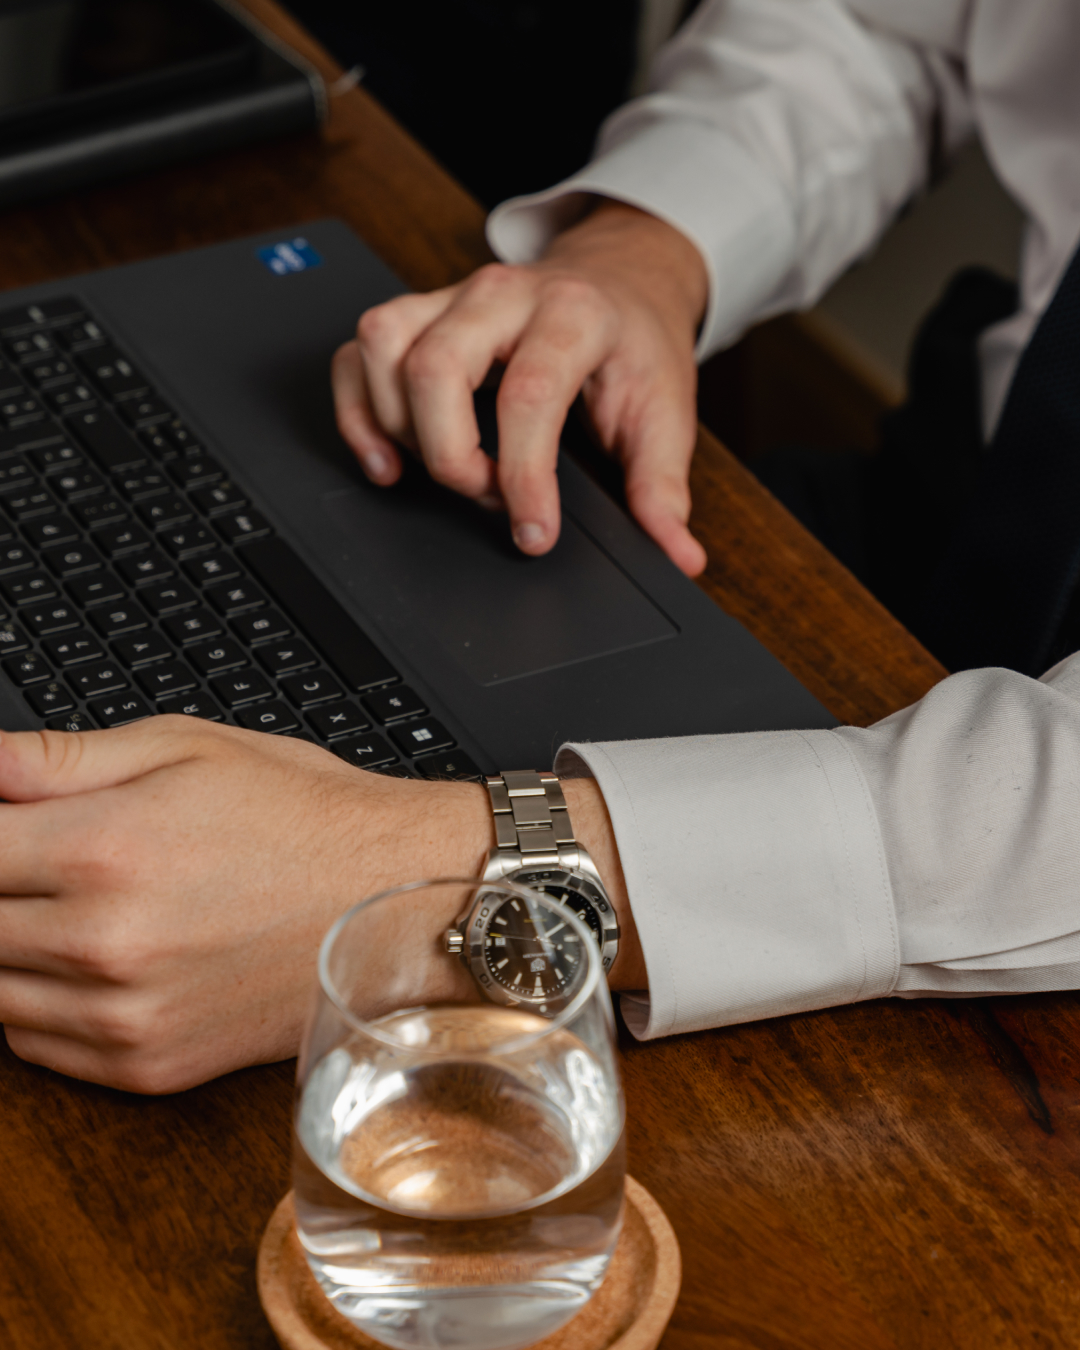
513, 522, 547, 550
364, 450, 388, 478
477, 494, 504, 512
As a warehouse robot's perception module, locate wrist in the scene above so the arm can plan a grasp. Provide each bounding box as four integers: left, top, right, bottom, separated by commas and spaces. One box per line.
540, 198, 708, 349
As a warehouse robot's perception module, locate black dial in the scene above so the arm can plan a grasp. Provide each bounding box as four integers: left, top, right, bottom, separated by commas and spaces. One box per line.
515, 874, 604, 944
482, 892, 587, 1001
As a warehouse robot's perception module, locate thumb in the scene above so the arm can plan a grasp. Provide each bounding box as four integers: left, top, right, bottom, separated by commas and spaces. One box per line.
0, 717, 207, 803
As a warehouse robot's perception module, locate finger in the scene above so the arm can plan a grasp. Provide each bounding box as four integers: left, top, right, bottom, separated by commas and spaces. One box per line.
495, 284, 616, 554
404, 268, 549, 501
330, 341, 403, 485
0, 716, 216, 803
356, 289, 458, 446
617, 399, 708, 577
0, 966, 112, 1035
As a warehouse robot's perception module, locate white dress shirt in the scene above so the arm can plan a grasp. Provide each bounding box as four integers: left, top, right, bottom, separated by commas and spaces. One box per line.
484, 0, 1080, 1035
557, 655, 1080, 1038
487, 0, 1080, 438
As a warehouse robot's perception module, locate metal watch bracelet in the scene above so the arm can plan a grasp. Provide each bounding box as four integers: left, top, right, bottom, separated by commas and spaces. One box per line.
483, 769, 582, 875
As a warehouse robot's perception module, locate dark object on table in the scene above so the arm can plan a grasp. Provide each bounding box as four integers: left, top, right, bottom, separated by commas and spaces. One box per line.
0, 0, 324, 208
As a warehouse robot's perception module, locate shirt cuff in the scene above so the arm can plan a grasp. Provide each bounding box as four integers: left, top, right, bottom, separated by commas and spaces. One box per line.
556, 730, 900, 1039
486, 113, 797, 360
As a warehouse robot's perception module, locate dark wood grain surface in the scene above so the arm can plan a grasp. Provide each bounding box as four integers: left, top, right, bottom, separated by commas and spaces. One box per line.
3, 5, 1076, 1349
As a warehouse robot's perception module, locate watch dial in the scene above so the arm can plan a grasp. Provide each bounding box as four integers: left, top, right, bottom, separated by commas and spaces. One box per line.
514, 871, 605, 945
483, 893, 586, 1001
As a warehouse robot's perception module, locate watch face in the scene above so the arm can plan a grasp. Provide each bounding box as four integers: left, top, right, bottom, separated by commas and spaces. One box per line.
512, 869, 608, 946
482, 892, 587, 1001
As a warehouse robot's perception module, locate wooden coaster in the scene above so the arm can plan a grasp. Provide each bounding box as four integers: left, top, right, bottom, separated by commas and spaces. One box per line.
258, 1175, 681, 1350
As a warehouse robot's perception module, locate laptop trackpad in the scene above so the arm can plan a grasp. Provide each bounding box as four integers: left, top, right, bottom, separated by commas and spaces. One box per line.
321, 482, 677, 686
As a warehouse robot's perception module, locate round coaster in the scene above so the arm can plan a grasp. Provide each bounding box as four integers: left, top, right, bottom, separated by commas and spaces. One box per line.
258, 1175, 681, 1350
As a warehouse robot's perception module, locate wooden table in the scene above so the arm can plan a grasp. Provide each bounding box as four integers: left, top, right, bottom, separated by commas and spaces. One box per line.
3, 7, 1078, 1348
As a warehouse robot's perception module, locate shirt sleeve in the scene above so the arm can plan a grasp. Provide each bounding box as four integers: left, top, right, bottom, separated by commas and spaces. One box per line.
486, 0, 953, 359
556, 654, 1080, 1039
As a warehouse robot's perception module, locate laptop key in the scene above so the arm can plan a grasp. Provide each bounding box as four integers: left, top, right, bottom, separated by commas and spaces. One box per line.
54, 468, 106, 502
158, 690, 223, 722
188, 638, 246, 676
416, 751, 483, 782
216, 510, 271, 545
25, 359, 78, 390
112, 631, 173, 668
88, 601, 150, 637
76, 346, 149, 401
138, 495, 192, 530
88, 692, 153, 728
142, 579, 198, 616
162, 607, 222, 645
279, 669, 344, 708
96, 522, 152, 558
255, 640, 317, 677
68, 407, 147, 473
307, 701, 370, 741
23, 514, 79, 549
67, 572, 126, 608
2, 571, 57, 605
210, 670, 274, 708
330, 734, 397, 771
205, 578, 267, 615
4, 651, 52, 685
42, 541, 104, 577
118, 396, 172, 428
30, 443, 81, 474
168, 453, 223, 490
117, 550, 174, 586
231, 608, 289, 646
1, 394, 46, 426
5, 487, 57, 520
67, 661, 128, 699
243, 537, 398, 693
161, 525, 216, 559
183, 550, 240, 587
74, 496, 128, 529
44, 382, 97, 415
191, 480, 245, 516
0, 461, 34, 493
0, 620, 30, 655
25, 602, 81, 636
54, 320, 104, 350
47, 710, 94, 731
43, 630, 105, 666
390, 719, 455, 758
0, 543, 35, 574
135, 660, 198, 699
235, 700, 300, 734
366, 686, 426, 724
116, 470, 169, 501
25, 682, 77, 718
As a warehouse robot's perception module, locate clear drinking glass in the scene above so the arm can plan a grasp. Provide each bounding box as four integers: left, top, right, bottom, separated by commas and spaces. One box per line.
293, 877, 626, 1350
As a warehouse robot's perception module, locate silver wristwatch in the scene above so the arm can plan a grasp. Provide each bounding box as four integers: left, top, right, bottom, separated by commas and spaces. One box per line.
446, 770, 620, 1006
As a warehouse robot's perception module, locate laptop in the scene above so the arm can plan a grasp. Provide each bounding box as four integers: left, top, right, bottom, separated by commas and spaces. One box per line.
0, 219, 833, 777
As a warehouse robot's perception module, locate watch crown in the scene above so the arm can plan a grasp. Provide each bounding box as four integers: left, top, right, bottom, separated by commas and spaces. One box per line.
445, 927, 465, 957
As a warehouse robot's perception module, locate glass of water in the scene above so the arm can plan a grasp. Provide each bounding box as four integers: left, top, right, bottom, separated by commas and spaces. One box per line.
293, 877, 626, 1350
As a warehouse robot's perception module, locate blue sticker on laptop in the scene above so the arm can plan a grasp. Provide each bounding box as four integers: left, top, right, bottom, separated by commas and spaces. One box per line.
257, 238, 323, 275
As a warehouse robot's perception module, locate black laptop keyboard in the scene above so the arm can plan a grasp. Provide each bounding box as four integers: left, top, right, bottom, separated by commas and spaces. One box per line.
0, 296, 481, 781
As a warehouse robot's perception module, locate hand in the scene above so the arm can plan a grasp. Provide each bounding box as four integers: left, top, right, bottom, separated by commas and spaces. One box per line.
332, 200, 709, 576
0, 720, 642, 1093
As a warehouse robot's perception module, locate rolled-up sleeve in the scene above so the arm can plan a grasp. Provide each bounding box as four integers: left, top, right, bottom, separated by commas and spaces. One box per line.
558, 654, 1080, 1038
488, 0, 949, 358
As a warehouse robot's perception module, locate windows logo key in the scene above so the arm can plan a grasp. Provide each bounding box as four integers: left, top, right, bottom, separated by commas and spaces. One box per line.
257, 237, 323, 276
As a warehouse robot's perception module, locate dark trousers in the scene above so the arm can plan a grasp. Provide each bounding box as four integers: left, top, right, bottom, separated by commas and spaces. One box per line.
754, 268, 1031, 672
